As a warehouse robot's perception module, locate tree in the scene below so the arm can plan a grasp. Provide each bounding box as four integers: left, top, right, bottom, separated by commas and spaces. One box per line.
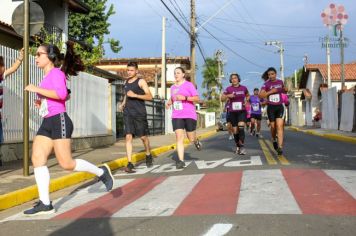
285, 68, 303, 89
201, 57, 224, 111
69, 0, 122, 65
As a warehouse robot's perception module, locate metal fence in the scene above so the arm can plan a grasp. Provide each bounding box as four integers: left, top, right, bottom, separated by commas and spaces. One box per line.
1, 45, 111, 142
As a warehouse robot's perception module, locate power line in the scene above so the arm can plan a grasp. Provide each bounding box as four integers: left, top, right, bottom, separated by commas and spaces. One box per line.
159, 0, 191, 35
198, 24, 265, 68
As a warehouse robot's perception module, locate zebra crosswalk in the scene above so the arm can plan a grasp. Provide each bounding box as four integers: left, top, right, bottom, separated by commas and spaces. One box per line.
3, 169, 356, 222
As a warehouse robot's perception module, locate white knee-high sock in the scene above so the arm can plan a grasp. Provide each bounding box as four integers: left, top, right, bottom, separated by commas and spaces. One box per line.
74, 159, 104, 176
34, 166, 50, 205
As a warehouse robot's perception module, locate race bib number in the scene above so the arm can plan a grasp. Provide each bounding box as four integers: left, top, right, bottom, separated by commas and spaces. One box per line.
232, 102, 242, 110
252, 103, 259, 111
269, 94, 280, 103
39, 99, 49, 117
173, 101, 183, 110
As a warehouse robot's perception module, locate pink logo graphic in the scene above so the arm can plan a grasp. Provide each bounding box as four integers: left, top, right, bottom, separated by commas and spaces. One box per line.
321, 3, 348, 29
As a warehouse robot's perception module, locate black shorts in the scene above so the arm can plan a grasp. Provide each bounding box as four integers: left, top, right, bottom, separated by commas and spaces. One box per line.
246, 117, 251, 123
251, 113, 262, 120
229, 111, 247, 127
267, 104, 285, 122
172, 118, 197, 132
226, 112, 232, 123
124, 115, 149, 137
37, 112, 73, 139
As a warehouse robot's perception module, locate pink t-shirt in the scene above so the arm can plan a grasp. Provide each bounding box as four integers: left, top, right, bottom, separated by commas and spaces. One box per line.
170, 80, 199, 120
38, 68, 68, 118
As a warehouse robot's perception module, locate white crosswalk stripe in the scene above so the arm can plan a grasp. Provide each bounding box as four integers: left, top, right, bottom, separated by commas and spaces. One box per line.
112, 174, 204, 217
324, 170, 356, 199
236, 169, 302, 214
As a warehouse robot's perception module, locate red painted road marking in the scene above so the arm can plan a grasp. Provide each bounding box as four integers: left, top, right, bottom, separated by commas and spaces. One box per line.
53, 176, 166, 219
282, 169, 356, 215
174, 171, 242, 215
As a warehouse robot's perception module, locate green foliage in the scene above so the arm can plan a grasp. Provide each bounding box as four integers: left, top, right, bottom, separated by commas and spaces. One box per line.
201, 56, 224, 111
286, 68, 303, 89
68, 0, 122, 65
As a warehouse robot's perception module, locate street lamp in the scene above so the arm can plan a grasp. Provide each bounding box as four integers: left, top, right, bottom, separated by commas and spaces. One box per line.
265, 41, 285, 82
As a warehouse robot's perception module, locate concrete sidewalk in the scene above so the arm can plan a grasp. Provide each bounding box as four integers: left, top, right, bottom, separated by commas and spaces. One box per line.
289, 126, 356, 144
0, 127, 217, 211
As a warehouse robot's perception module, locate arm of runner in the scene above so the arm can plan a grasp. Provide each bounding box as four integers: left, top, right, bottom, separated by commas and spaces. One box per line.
133, 79, 153, 101
166, 97, 172, 109
25, 84, 61, 99
4, 48, 24, 77
119, 95, 126, 112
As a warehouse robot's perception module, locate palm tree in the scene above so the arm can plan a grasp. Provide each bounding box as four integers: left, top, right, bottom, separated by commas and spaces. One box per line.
201, 57, 222, 100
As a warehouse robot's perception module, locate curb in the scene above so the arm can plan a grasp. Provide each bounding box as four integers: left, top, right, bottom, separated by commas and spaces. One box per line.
0, 130, 217, 211
289, 126, 356, 144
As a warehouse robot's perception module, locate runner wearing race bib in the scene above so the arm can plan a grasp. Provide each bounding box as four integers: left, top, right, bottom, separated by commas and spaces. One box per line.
221, 73, 249, 155
259, 67, 287, 155
166, 67, 201, 169
250, 88, 263, 137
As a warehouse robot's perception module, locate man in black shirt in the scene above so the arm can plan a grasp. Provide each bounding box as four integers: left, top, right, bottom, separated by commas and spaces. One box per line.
119, 62, 153, 172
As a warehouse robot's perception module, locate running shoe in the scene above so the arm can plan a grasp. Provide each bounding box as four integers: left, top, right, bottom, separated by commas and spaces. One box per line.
235, 146, 240, 154
194, 139, 202, 151
229, 135, 234, 140
238, 147, 247, 155
176, 160, 186, 169
125, 162, 136, 173
277, 147, 283, 155
23, 200, 55, 216
272, 141, 278, 150
146, 154, 153, 167
99, 164, 114, 191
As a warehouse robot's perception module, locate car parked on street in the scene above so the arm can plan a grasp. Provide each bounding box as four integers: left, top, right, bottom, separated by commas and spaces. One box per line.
217, 112, 228, 131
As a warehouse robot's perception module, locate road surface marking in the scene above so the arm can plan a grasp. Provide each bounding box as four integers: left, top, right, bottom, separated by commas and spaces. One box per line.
236, 169, 301, 214
264, 140, 290, 165
203, 224, 233, 236
112, 174, 203, 217
324, 170, 356, 199
258, 139, 277, 165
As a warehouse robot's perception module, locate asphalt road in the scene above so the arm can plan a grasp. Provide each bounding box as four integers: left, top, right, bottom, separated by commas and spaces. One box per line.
1, 127, 355, 236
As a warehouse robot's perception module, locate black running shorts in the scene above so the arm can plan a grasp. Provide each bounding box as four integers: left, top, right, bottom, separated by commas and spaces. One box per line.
251, 113, 262, 120
226, 112, 232, 123
124, 115, 149, 137
229, 110, 247, 127
172, 118, 197, 132
37, 112, 73, 139
267, 104, 285, 122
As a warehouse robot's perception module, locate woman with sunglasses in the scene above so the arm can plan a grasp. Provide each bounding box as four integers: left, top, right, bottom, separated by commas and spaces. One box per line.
23, 42, 114, 216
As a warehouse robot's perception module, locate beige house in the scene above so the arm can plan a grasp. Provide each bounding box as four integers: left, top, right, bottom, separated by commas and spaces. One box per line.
96, 57, 191, 99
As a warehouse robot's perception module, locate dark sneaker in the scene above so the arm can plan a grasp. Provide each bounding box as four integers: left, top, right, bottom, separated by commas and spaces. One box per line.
273, 141, 278, 150
238, 147, 247, 155
176, 160, 185, 169
99, 164, 114, 191
146, 154, 153, 167
23, 200, 55, 216
125, 162, 136, 173
194, 139, 202, 151
277, 147, 283, 155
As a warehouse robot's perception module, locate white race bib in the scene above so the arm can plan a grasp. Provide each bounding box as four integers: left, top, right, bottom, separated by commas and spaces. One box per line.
252, 103, 259, 111
39, 99, 49, 117
232, 102, 242, 110
173, 101, 183, 110
269, 94, 280, 103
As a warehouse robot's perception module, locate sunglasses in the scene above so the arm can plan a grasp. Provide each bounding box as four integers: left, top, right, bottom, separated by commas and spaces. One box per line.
35, 52, 47, 57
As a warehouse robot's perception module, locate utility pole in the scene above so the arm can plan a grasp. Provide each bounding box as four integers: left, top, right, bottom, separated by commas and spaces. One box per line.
326, 35, 331, 87
215, 50, 224, 113
265, 41, 285, 81
339, 26, 345, 90
161, 16, 166, 99
190, 0, 196, 84
23, 0, 30, 176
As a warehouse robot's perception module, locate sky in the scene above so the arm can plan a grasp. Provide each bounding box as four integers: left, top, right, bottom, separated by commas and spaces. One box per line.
103, 0, 356, 93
